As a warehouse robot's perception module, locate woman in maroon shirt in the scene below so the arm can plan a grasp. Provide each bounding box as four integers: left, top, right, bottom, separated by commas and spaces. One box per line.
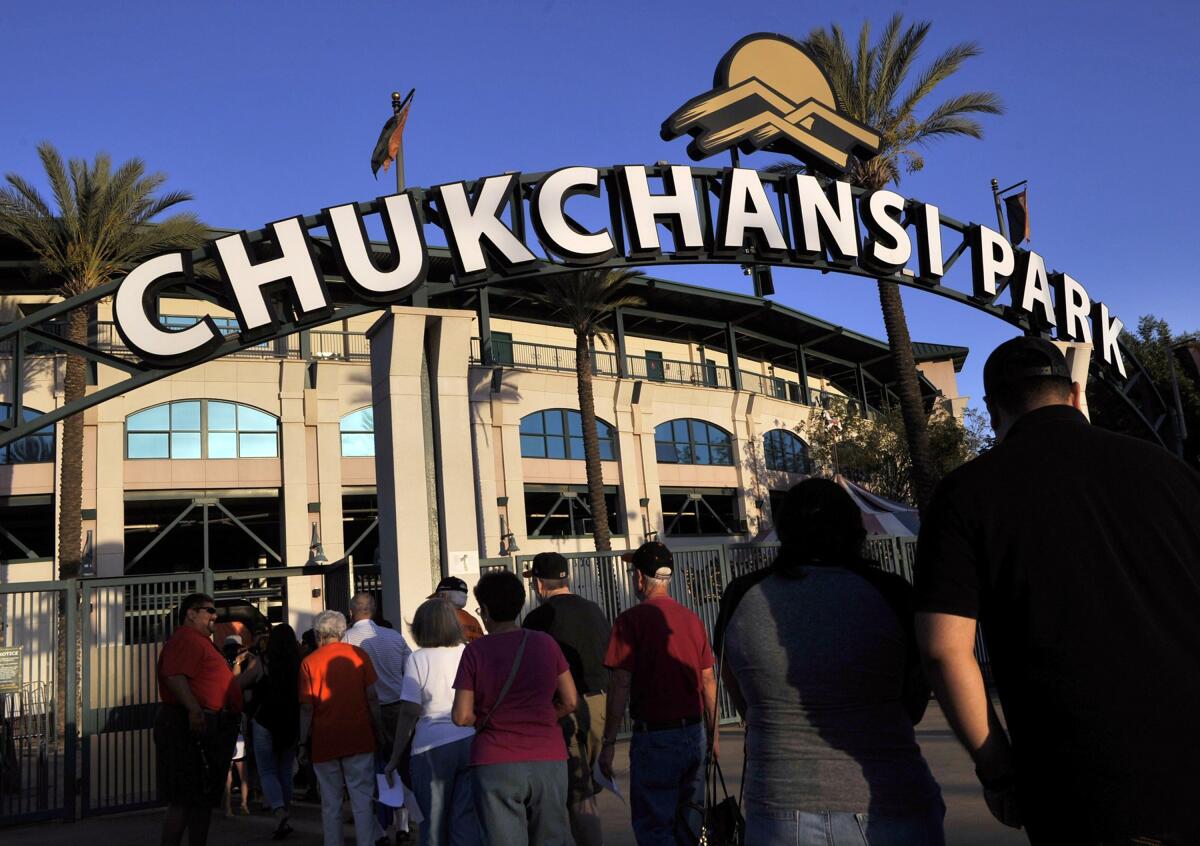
452, 571, 577, 845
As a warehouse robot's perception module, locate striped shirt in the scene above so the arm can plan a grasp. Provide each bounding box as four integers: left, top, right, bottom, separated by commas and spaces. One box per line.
342, 619, 412, 705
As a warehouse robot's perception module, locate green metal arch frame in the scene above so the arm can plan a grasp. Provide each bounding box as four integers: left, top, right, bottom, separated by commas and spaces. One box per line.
0, 166, 1177, 451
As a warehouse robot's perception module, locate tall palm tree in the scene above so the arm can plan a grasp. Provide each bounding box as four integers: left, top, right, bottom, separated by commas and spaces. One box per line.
771, 15, 1002, 513
526, 269, 644, 551
0, 143, 208, 578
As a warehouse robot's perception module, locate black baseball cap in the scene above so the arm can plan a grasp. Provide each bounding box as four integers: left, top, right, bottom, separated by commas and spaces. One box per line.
522, 552, 569, 580
983, 336, 1072, 397
428, 576, 469, 599
622, 542, 674, 579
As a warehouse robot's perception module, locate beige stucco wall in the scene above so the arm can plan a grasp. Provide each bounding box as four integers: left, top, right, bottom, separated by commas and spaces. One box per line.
2, 302, 963, 606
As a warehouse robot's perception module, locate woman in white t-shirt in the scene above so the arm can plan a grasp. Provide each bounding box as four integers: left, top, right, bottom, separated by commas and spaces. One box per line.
385, 598, 482, 846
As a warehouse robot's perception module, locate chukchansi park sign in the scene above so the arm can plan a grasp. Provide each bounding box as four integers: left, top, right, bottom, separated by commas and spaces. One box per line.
110, 32, 1125, 383
112, 163, 1126, 379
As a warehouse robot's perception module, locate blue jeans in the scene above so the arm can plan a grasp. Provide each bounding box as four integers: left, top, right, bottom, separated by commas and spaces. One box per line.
629, 723, 706, 846
412, 737, 482, 846
472, 759, 570, 846
250, 719, 295, 812
745, 803, 946, 846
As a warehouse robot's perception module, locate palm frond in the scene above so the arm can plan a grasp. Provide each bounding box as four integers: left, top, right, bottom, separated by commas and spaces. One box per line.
895, 41, 983, 119
1, 143, 205, 296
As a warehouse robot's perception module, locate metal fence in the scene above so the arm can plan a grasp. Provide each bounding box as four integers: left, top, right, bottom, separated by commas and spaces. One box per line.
0, 581, 75, 825
1, 538, 956, 827
79, 572, 201, 816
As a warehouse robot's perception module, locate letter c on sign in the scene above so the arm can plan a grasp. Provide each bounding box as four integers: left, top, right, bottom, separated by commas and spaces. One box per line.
113, 253, 222, 364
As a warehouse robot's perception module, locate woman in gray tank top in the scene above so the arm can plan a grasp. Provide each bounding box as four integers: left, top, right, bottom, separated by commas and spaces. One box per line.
715, 479, 944, 845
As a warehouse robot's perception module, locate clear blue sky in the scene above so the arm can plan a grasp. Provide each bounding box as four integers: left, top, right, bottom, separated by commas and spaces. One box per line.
3, 0, 1198, 408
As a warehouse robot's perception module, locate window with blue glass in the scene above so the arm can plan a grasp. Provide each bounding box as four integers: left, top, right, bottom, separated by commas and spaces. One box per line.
340, 407, 375, 457
126, 400, 278, 459
763, 429, 810, 474
0, 404, 54, 465
519, 409, 616, 461
654, 419, 733, 465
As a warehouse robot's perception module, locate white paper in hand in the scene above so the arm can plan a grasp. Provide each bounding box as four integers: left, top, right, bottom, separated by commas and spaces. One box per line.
377, 773, 406, 808
592, 758, 625, 803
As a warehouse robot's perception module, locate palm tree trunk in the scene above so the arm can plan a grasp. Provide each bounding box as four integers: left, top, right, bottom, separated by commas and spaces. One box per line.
58, 308, 87, 580
876, 279, 937, 514
575, 332, 612, 551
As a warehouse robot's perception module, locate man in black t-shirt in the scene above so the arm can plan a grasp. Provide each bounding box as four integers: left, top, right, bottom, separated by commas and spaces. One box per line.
916, 336, 1200, 845
523, 552, 611, 846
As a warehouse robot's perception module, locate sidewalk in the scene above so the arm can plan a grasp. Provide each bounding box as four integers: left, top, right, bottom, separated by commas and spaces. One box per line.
1, 704, 1024, 845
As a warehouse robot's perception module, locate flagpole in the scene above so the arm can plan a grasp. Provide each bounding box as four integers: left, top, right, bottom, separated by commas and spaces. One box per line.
391, 91, 406, 192
990, 178, 1009, 241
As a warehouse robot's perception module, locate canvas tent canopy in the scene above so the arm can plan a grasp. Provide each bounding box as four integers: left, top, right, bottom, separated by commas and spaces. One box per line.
758, 474, 919, 541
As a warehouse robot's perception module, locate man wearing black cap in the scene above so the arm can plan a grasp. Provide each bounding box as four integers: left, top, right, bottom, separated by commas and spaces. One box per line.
430, 576, 484, 643
522, 552, 611, 846
916, 336, 1200, 845
599, 541, 717, 846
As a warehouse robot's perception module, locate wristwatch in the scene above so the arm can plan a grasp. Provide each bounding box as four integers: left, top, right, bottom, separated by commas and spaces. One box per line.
601, 737, 616, 748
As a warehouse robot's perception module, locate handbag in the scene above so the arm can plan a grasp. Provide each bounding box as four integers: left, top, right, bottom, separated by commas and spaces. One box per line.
698, 640, 745, 846
474, 629, 529, 734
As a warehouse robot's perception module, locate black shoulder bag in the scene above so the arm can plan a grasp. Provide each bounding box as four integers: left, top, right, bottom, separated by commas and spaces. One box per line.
681, 635, 745, 846
474, 629, 529, 734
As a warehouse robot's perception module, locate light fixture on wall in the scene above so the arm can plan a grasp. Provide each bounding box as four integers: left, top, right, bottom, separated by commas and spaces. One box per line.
638, 498, 657, 542
498, 513, 519, 557
307, 522, 329, 566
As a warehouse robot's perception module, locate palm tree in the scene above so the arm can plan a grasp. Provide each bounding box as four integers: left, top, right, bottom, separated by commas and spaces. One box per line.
770, 15, 1002, 513
526, 269, 644, 551
0, 143, 208, 578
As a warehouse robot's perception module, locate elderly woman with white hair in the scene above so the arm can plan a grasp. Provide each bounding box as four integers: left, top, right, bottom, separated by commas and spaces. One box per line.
298, 609, 386, 846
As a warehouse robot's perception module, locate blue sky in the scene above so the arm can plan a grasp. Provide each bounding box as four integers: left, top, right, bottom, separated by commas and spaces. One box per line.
3, 0, 1198, 408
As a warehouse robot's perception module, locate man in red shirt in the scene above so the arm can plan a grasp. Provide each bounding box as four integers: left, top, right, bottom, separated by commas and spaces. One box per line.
599, 542, 718, 846
155, 592, 245, 846
298, 609, 385, 846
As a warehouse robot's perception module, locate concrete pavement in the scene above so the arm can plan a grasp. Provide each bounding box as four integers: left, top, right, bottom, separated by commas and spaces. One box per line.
1, 703, 1026, 845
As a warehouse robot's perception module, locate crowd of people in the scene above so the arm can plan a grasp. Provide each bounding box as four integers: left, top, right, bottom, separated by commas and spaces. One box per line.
153, 337, 1200, 846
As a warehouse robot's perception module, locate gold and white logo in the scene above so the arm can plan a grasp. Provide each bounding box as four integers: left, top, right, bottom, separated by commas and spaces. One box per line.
662, 33, 881, 173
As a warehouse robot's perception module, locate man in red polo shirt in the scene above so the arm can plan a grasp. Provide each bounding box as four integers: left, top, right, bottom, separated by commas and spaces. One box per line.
599, 542, 718, 846
155, 592, 244, 846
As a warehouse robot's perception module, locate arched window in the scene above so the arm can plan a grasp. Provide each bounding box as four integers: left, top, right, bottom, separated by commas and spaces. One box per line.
519, 409, 617, 461
126, 400, 278, 459
0, 404, 54, 465
763, 429, 810, 474
654, 419, 733, 465
340, 407, 375, 457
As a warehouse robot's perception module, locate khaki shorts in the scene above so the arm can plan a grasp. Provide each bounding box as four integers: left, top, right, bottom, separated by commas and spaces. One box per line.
561, 691, 606, 804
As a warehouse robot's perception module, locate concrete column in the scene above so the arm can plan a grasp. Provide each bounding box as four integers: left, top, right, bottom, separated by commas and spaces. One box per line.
369, 309, 430, 628
279, 362, 311, 566
368, 306, 480, 626
729, 391, 756, 535
634, 400, 665, 537
613, 379, 643, 542
471, 377, 502, 559
93, 416, 125, 576
426, 312, 480, 578
312, 364, 346, 562
496, 399, 528, 549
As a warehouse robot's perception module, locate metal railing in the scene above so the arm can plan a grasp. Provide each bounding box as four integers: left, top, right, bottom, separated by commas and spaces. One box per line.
80, 321, 372, 364
467, 337, 883, 416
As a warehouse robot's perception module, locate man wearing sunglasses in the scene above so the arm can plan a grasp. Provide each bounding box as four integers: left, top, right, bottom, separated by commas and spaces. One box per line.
155, 593, 247, 846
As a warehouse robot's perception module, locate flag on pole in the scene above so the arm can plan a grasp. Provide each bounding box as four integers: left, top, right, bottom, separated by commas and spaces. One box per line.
1004, 188, 1031, 245
370, 88, 415, 178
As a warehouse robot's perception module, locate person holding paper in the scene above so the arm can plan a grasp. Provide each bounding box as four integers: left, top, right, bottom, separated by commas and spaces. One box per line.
385, 598, 482, 846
